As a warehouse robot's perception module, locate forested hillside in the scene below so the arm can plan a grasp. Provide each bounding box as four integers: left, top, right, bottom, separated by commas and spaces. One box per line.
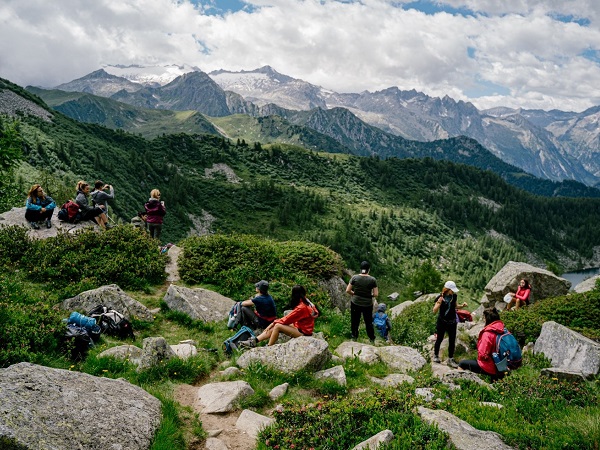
3, 77, 600, 297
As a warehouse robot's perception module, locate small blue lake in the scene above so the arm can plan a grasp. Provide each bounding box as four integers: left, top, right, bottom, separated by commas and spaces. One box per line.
561, 267, 600, 290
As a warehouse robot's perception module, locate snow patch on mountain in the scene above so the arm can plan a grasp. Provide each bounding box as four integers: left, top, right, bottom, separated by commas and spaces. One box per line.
103, 64, 199, 86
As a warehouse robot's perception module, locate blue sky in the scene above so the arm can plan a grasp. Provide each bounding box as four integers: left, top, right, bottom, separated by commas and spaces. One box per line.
1, 0, 600, 111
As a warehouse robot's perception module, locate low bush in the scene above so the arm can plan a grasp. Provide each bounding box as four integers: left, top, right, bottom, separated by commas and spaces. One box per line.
23, 226, 167, 292
179, 234, 344, 301
389, 301, 437, 351
502, 289, 600, 344
0, 225, 29, 267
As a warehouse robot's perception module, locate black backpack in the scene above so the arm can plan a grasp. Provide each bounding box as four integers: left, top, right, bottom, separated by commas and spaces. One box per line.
88, 305, 134, 339
63, 323, 94, 360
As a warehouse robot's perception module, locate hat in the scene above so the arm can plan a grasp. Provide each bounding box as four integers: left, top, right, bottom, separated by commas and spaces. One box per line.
255, 280, 269, 293
444, 281, 459, 292
377, 303, 387, 313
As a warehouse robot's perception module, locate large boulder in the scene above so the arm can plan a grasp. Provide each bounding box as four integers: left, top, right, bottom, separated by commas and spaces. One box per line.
573, 275, 600, 293
162, 284, 234, 322
137, 336, 178, 371
376, 346, 427, 373
236, 336, 331, 374
61, 284, 154, 321
0, 362, 162, 450
0, 206, 101, 240
335, 342, 380, 365
389, 300, 414, 318
196, 381, 254, 413
480, 261, 571, 309
318, 276, 350, 312
534, 321, 600, 377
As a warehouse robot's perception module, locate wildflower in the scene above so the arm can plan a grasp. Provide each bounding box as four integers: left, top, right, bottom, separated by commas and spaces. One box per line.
102, 369, 108, 373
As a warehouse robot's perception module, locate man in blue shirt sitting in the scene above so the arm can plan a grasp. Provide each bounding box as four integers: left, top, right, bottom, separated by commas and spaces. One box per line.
241, 280, 277, 331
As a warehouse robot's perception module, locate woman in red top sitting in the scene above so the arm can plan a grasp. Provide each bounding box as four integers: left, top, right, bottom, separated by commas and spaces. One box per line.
506, 279, 531, 311
458, 307, 505, 382
241, 285, 318, 347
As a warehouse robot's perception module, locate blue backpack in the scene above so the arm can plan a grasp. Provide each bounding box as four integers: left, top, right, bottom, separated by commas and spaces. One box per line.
492, 327, 522, 372
223, 326, 256, 355
373, 312, 389, 338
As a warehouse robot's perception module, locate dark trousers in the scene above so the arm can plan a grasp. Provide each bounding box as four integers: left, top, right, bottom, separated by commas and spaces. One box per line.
25, 208, 53, 222
241, 306, 259, 329
434, 320, 457, 358
351, 302, 375, 341
459, 359, 504, 382
147, 223, 162, 240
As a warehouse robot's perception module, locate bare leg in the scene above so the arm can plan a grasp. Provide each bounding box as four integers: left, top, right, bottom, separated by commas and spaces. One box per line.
267, 323, 302, 346
515, 299, 523, 310
505, 298, 516, 311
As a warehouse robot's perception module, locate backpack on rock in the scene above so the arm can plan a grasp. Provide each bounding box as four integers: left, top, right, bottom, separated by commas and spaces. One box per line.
88, 305, 134, 339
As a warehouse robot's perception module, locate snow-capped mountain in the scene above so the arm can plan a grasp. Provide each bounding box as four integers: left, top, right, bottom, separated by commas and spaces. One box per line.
102, 64, 199, 87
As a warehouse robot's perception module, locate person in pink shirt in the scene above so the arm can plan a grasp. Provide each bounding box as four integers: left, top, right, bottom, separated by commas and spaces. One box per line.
505, 279, 531, 311
240, 285, 319, 347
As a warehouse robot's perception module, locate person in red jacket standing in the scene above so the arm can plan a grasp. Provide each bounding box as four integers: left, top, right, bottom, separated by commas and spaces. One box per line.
240, 285, 319, 347
458, 307, 505, 382
505, 279, 531, 311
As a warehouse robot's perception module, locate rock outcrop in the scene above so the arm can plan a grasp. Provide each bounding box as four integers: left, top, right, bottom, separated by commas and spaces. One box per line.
196, 381, 255, 413
335, 342, 427, 373
534, 321, 600, 377
573, 275, 600, 293
0, 362, 162, 450
318, 276, 350, 311
61, 284, 154, 321
163, 284, 234, 322
236, 336, 331, 374
480, 261, 571, 309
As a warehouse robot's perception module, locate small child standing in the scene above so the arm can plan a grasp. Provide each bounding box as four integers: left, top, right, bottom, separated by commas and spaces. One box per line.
373, 303, 392, 342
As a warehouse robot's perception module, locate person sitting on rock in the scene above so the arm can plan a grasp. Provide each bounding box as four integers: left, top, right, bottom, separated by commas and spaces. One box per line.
458, 307, 505, 382
239, 280, 277, 331
505, 279, 531, 311
25, 184, 56, 229
241, 285, 318, 347
75, 180, 109, 229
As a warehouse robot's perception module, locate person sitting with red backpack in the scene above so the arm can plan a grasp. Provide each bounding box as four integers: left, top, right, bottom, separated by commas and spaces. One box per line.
240, 285, 318, 347
458, 307, 506, 382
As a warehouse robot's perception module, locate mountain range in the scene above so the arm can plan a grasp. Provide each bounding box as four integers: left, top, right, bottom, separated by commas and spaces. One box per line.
43, 65, 600, 189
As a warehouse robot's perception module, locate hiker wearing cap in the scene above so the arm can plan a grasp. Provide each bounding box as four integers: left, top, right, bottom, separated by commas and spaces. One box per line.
432, 281, 468, 368
240, 280, 277, 330
240, 285, 319, 347
91, 180, 114, 220
346, 261, 378, 343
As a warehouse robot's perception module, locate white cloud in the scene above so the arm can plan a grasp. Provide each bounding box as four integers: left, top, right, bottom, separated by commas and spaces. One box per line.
1, 0, 599, 111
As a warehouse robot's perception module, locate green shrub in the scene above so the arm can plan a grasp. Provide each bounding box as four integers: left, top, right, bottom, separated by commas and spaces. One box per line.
179, 234, 344, 300
23, 226, 167, 292
258, 388, 448, 449
0, 225, 30, 267
502, 289, 600, 344
389, 301, 437, 351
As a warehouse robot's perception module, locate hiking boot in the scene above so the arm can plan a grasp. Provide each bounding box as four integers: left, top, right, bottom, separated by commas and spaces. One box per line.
46, 220, 52, 229
447, 358, 458, 368
432, 355, 441, 364
239, 336, 257, 348
30, 222, 40, 230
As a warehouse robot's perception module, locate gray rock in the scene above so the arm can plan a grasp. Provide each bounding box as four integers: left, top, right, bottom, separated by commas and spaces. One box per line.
314, 365, 347, 386
413, 293, 440, 304
480, 261, 571, 308
376, 345, 427, 373
196, 381, 254, 414
170, 342, 198, 359
97, 344, 142, 363
335, 342, 380, 364
534, 321, 600, 377
236, 336, 331, 374
441, 370, 493, 388
165, 244, 182, 283
479, 402, 504, 409
369, 373, 415, 387
61, 284, 154, 322
163, 284, 234, 322
418, 407, 512, 450
220, 367, 242, 377
415, 388, 436, 402
0, 362, 161, 450
389, 300, 414, 318
137, 336, 177, 371
351, 429, 394, 450
235, 409, 275, 439
269, 383, 289, 400
387, 292, 400, 301
0, 207, 101, 241
541, 367, 591, 381
318, 276, 350, 312
573, 275, 600, 293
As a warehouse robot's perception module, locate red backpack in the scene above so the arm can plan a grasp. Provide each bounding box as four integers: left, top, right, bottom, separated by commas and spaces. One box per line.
57, 200, 81, 223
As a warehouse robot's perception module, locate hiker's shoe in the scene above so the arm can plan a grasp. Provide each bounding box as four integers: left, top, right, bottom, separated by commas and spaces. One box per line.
447, 358, 458, 368
105, 223, 114, 229
46, 220, 52, 229
239, 337, 257, 348
30, 222, 40, 230
432, 355, 441, 364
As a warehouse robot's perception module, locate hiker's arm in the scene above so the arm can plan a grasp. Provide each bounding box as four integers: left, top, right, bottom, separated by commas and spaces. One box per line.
372, 286, 379, 298
477, 333, 494, 360
241, 299, 254, 307
345, 281, 354, 295
433, 296, 442, 313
